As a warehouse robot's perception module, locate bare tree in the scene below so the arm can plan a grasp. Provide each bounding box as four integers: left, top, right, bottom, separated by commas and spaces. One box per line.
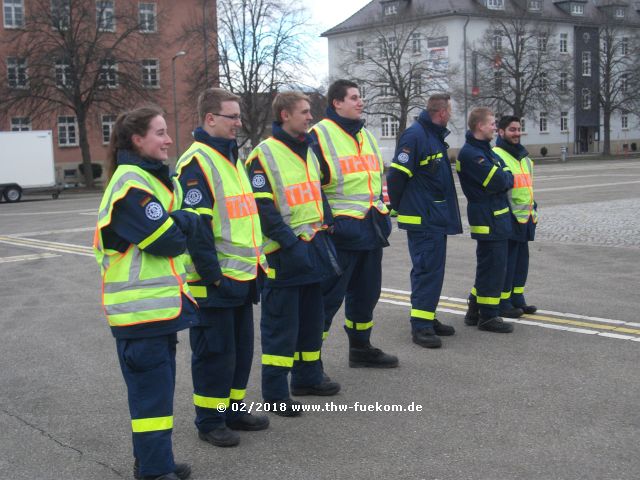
598, 24, 640, 155
0, 0, 157, 187
341, 20, 453, 138
217, 0, 311, 147
469, 17, 570, 119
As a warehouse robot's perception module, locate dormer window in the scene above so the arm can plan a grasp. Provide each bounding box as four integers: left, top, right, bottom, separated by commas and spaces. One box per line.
528, 0, 543, 11
615, 7, 625, 18
570, 3, 584, 15
384, 3, 398, 15
487, 0, 505, 10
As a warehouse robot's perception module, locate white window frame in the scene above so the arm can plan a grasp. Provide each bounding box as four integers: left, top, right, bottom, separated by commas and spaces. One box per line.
101, 114, 116, 144
412, 74, 423, 95
384, 3, 397, 16
528, 0, 542, 11
412, 33, 421, 54
559, 33, 568, 54
7, 57, 28, 88
570, 3, 584, 16
520, 117, 526, 133
3, 0, 25, 28
356, 41, 364, 61
487, 0, 504, 10
539, 112, 548, 133
538, 34, 548, 53
621, 113, 629, 130
138, 2, 156, 33
494, 70, 503, 94
51, 0, 71, 30
582, 51, 591, 77
615, 7, 625, 19
582, 88, 591, 110
621, 37, 629, 56
620, 73, 628, 93
57, 115, 78, 147
99, 59, 118, 88
493, 30, 502, 52
141, 58, 159, 88
96, 0, 115, 32
10, 116, 31, 131
55, 59, 72, 87
559, 72, 568, 93
560, 112, 569, 132
538, 72, 548, 92
380, 116, 399, 138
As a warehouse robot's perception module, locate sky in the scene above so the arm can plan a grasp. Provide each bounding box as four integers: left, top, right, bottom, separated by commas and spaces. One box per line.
301, 0, 371, 88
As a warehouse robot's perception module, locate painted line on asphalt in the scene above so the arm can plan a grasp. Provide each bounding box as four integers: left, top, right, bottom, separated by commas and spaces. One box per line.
0, 208, 95, 217
0, 253, 60, 263
0, 236, 94, 257
536, 180, 640, 192
379, 288, 640, 341
9, 227, 95, 238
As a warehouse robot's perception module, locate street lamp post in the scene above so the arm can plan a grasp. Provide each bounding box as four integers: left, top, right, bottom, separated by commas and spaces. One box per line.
171, 50, 187, 158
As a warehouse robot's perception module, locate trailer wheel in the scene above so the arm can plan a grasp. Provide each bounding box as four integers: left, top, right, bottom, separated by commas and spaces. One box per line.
3, 185, 22, 203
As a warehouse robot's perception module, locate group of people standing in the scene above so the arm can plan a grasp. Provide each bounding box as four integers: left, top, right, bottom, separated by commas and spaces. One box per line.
93, 80, 538, 480
94, 80, 400, 480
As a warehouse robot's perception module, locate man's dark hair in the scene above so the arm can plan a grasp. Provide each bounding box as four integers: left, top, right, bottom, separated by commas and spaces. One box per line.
328, 79, 359, 108
498, 115, 521, 131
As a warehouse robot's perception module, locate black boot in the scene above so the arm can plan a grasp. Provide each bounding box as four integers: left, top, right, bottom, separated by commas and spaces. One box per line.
291, 379, 341, 396
349, 343, 399, 368
500, 306, 524, 318
433, 318, 455, 336
226, 411, 270, 431
478, 316, 514, 333
519, 304, 537, 314
134, 459, 191, 480
198, 426, 240, 447
465, 296, 479, 326
411, 328, 442, 348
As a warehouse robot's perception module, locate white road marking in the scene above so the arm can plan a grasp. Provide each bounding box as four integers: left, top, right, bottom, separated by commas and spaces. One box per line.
0, 253, 60, 263
0, 208, 95, 217
8, 227, 95, 238
0, 236, 94, 257
535, 180, 640, 192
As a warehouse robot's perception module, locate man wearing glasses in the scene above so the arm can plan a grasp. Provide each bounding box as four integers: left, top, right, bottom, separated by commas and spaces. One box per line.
175, 88, 270, 448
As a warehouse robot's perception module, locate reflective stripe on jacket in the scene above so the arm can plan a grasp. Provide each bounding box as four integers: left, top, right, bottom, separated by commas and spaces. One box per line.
93, 165, 192, 327
246, 137, 325, 254
492, 147, 538, 225
311, 119, 388, 218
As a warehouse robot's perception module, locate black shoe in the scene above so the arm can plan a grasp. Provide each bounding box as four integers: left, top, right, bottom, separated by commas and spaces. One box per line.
226, 412, 270, 431
433, 318, 455, 336
465, 297, 479, 326
291, 379, 341, 396
134, 459, 191, 480
198, 426, 240, 447
143, 474, 180, 480
412, 329, 442, 349
519, 304, 537, 314
478, 316, 514, 333
500, 306, 524, 318
271, 398, 303, 417
349, 345, 399, 368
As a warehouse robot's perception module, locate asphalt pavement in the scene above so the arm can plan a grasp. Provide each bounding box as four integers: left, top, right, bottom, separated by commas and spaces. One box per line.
0, 158, 638, 480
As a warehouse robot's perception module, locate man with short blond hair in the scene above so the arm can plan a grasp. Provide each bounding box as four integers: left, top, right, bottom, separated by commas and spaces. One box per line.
456, 107, 516, 333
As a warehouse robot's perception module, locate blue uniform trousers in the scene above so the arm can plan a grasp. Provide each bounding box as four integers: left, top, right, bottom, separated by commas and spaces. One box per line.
501, 239, 530, 309
407, 231, 447, 332
190, 304, 254, 433
471, 240, 509, 319
322, 247, 383, 344
261, 283, 324, 401
116, 334, 177, 478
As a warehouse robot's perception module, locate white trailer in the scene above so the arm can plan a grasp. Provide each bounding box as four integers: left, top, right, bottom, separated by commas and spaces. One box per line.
0, 130, 59, 203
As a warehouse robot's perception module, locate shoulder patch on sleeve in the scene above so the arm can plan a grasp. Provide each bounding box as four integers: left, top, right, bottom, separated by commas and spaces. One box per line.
144, 202, 164, 221
186, 179, 199, 187
184, 188, 203, 206
252, 174, 266, 188
397, 152, 410, 164
139, 195, 152, 207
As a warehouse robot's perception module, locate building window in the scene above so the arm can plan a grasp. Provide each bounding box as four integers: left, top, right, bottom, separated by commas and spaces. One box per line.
55, 59, 72, 87
381, 116, 399, 138
559, 33, 568, 53
539, 112, 548, 133
141, 59, 159, 88
7, 57, 28, 88
57, 115, 78, 146
560, 112, 568, 132
615, 7, 625, 18
538, 34, 548, 53
570, 3, 584, 15
97, 0, 115, 32
559, 72, 568, 93
582, 51, 591, 77
51, 0, 71, 30
360, 85, 366, 99
99, 59, 118, 88
493, 30, 502, 52
384, 3, 397, 15
528, 0, 542, 11
621, 113, 629, 129
3, 0, 24, 28
10, 116, 31, 131
379, 37, 397, 57
494, 70, 503, 94
538, 72, 548, 92
356, 41, 364, 61
139, 2, 156, 33
381, 84, 393, 97
621, 73, 628, 93
582, 88, 591, 110
487, 0, 504, 10
520, 117, 526, 133
412, 33, 422, 54
412, 75, 423, 95
621, 37, 628, 56
101, 114, 116, 144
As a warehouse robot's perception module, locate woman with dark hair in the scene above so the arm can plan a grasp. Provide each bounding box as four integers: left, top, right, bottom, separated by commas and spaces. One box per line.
94, 105, 199, 480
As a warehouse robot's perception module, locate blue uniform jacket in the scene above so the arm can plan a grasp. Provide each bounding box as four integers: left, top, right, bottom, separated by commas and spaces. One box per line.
387, 110, 462, 235
457, 131, 514, 241
247, 123, 341, 288
176, 128, 259, 312
309, 107, 392, 251
495, 136, 537, 242
102, 150, 200, 339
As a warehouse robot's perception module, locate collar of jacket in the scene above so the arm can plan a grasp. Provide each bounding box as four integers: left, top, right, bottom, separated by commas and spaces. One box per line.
193, 127, 238, 160
272, 122, 312, 148
496, 135, 529, 160
325, 106, 365, 138
418, 110, 450, 142
465, 130, 494, 154
116, 149, 172, 186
